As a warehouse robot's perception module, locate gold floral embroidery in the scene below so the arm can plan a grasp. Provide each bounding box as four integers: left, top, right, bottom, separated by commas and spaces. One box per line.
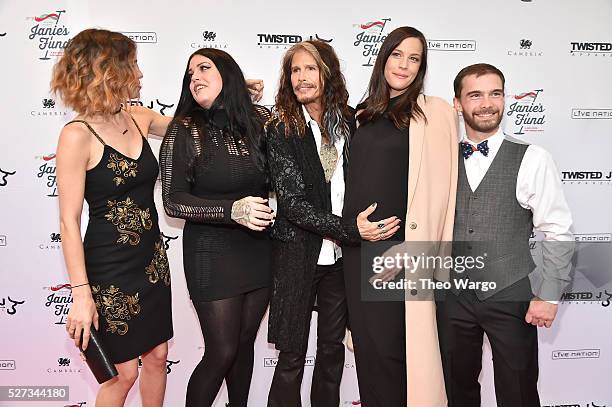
92, 285, 141, 336
105, 197, 152, 245
145, 239, 171, 286
107, 153, 138, 186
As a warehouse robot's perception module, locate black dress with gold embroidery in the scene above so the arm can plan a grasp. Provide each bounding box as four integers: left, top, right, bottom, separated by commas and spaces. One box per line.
66, 117, 173, 364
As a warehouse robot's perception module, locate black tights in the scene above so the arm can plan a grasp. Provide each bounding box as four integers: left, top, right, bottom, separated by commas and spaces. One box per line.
186, 287, 270, 407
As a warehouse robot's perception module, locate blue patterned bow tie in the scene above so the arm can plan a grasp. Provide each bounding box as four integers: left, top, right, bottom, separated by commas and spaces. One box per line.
460, 140, 489, 159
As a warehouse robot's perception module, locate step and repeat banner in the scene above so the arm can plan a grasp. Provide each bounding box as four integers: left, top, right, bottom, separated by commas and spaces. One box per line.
1, 0, 611, 406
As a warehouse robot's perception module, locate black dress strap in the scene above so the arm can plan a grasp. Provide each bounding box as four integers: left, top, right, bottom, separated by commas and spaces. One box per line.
128, 114, 146, 138
65, 120, 106, 146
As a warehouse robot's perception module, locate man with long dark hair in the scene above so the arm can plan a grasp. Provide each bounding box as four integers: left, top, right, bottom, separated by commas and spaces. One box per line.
265, 40, 401, 407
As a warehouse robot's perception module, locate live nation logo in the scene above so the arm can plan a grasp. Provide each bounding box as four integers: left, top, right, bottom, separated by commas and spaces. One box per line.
571, 108, 612, 119
503, 89, 545, 135
353, 18, 391, 66
427, 39, 476, 52
191, 30, 228, 50
552, 349, 600, 360
507, 38, 543, 57
120, 32, 158, 44
570, 41, 612, 58
263, 356, 315, 367
561, 170, 612, 185
27, 10, 71, 60
36, 153, 58, 197
44, 283, 72, 325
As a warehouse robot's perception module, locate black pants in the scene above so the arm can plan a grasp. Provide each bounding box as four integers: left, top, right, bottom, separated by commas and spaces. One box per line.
268, 259, 347, 407
436, 280, 540, 407
343, 247, 407, 407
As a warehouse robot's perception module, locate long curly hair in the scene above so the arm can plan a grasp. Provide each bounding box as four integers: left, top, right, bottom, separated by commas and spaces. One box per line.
50, 28, 140, 116
357, 26, 429, 129
274, 40, 351, 142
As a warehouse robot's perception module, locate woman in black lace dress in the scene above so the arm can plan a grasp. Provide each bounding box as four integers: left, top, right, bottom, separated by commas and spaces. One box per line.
159, 48, 273, 407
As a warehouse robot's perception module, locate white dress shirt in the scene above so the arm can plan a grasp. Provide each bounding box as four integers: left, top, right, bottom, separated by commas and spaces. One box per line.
462, 129, 574, 302
303, 105, 345, 265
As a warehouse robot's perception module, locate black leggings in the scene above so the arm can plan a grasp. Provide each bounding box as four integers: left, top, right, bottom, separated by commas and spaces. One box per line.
186, 287, 270, 407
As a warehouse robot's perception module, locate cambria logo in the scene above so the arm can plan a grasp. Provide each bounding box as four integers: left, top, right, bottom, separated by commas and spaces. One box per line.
191, 30, 227, 49
507, 39, 543, 57
43, 98, 56, 108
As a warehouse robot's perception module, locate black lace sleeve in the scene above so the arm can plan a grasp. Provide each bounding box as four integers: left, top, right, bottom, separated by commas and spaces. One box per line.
266, 121, 360, 244
159, 120, 235, 223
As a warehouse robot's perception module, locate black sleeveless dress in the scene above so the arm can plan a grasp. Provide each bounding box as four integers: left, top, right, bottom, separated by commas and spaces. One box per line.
67, 116, 173, 363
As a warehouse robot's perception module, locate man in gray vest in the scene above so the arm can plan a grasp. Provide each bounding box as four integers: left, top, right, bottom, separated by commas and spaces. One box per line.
436, 63, 574, 407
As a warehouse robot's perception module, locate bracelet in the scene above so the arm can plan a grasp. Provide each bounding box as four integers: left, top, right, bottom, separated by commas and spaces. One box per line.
70, 282, 90, 289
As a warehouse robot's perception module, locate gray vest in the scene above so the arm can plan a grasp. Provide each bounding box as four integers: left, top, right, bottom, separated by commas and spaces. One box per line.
452, 139, 535, 300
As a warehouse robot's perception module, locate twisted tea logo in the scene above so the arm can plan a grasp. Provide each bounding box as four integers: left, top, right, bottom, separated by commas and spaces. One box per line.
520, 39, 532, 49
27, 10, 71, 60
353, 18, 391, 66
0, 168, 16, 187
43, 98, 56, 108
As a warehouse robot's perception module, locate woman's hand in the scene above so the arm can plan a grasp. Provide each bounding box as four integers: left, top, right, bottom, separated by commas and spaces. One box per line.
357, 203, 401, 242
65, 286, 99, 351
246, 79, 264, 103
231, 196, 275, 231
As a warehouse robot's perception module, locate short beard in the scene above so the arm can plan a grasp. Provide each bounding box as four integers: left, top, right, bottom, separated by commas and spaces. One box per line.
463, 110, 502, 133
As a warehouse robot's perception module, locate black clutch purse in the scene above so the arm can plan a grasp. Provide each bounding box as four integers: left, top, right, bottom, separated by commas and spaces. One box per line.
79, 326, 118, 384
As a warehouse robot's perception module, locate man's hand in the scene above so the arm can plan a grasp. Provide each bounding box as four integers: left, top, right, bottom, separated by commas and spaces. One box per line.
525, 297, 558, 328
246, 79, 264, 102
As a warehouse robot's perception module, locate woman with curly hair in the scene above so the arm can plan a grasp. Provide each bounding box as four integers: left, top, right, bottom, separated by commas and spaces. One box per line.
159, 48, 273, 407
52, 28, 173, 406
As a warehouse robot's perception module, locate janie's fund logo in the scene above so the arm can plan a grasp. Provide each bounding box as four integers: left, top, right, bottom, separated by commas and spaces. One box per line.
353, 18, 391, 67
36, 153, 58, 197
503, 89, 545, 136
27, 10, 71, 60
